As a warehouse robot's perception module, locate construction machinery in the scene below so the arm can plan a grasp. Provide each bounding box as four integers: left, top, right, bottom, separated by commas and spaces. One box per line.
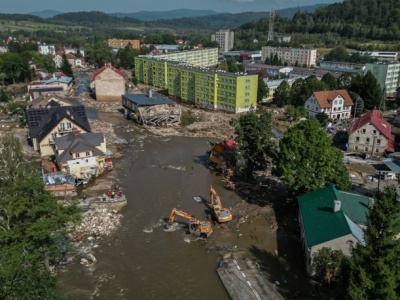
208, 139, 236, 171
210, 186, 232, 223
346, 166, 366, 184
167, 208, 213, 238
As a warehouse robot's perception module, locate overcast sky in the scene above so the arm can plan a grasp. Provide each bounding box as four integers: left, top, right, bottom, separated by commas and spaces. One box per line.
3, 0, 337, 14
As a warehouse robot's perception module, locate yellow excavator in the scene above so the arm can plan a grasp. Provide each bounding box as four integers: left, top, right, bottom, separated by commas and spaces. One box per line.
167, 208, 213, 238
210, 186, 232, 223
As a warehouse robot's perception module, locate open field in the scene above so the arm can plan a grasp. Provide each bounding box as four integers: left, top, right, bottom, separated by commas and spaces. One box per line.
0, 19, 87, 32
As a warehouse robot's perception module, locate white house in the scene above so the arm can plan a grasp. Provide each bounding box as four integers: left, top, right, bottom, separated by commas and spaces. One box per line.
38, 44, 56, 55
305, 89, 354, 119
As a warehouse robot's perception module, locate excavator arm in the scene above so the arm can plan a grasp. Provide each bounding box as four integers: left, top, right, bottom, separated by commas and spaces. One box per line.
210, 186, 222, 207
168, 208, 196, 224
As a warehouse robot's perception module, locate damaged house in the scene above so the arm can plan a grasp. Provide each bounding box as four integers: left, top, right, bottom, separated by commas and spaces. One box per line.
53, 130, 112, 180
26, 105, 91, 157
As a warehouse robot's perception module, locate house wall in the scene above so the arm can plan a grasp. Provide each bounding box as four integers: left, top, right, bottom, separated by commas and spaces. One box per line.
305, 94, 352, 119
95, 68, 126, 102
38, 119, 89, 157
348, 123, 389, 156
261, 47, 317, 67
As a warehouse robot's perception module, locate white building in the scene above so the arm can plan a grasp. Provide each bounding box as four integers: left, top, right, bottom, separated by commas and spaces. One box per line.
364, 61, 400, 97
305, 89, 354, 119
261, 47, 317, 67
38, 44, 56, 55
211, 30, 234, 53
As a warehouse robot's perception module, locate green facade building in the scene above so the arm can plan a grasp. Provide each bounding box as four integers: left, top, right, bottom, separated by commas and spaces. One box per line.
135, 49, 258, 113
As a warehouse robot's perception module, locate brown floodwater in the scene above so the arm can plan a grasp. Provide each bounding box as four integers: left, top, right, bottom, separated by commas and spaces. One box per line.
58, 112, 312, 299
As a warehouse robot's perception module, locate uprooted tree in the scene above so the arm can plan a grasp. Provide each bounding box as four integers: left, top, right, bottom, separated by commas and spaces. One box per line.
0, 133, 80, 299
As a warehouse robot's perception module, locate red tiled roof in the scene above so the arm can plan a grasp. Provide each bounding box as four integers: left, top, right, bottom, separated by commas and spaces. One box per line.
349, 108, 395, 152
93, 63, 126, 79
313, 89, 354, 109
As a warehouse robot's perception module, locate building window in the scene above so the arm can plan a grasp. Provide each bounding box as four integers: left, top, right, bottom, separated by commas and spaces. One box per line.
364, 147, 368, 152
355, 145, 358, 150
366, 138, 370, 144
75, 153, 80, 158
86, 152, 91, 156
377, 139, 381, 145
372, 130, 377, 135
355, 136, 360, 142
361, 129, 366, 134
375, 148, 379, 153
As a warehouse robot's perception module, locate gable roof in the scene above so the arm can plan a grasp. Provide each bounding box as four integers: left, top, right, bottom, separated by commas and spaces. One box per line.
26, 105, 90, 143
54, 132, 105, 163
312, 89, 354, 108
93, 63, 126, 79
349, 108, 392, 140
27, 94, 72, 109
298, 185, 370, 247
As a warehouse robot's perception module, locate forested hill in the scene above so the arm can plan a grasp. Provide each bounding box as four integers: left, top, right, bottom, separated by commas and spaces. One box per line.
51, 11, 142, 25
238, 0, 400, 41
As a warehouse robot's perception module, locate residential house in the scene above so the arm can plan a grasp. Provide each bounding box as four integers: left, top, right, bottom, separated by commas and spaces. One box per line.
43, 75, 73, 92
348, 108, 394, 156
53, 54, 63, 68
28, 85, 64, 100
38, 44, 56, 55
27, 94, 72, 109
26, 105, 91, 157
93, 64, 126, 102
304, 89, 354, 119
298, 185, 370, 275
53, 131, 110, 179
261, 47, 317, 67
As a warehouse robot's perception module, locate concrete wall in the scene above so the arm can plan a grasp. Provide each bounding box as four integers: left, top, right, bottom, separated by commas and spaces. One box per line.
95, 68, 126, 102
348, 122, 388, 156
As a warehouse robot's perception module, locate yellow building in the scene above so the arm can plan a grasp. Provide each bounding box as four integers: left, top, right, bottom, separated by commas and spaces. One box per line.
108, 38, 141, 50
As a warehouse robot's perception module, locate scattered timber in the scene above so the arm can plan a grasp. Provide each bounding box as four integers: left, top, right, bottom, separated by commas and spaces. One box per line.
137, 104, 181, 127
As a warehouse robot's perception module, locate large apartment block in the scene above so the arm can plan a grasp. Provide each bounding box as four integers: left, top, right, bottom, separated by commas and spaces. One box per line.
134, 49, 257, 113
211, 30, 234, 53
156, 48, 219, 67
364, 61, 400, 97
108, 38, 141, 50
261, 47, 317, 67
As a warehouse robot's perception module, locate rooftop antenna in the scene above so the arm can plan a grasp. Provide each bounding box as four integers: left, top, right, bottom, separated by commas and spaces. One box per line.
267, 9, 275, 42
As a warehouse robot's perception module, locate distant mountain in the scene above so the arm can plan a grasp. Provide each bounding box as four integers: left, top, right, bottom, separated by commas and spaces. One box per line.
275, 4, 329, 19
112, 9, 221, 21
29, 10, 62, 19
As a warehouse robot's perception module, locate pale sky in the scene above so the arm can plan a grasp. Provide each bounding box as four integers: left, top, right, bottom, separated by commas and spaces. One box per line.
3, 0, 337, 14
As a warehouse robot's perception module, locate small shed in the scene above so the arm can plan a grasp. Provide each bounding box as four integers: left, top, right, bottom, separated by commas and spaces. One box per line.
122, 91, 181, 126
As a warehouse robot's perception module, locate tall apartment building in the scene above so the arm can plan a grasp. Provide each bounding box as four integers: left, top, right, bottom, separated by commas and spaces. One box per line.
156, 48, 219, 67
38, 44, 56, 55
261, 47, 317, 67
134, 49, 257, 113
364, 61, 400, 97
108, 38, 141, 50
211, 30, 234, 53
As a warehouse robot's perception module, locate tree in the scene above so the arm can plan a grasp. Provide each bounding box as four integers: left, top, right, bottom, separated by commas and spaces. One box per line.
275, 119, 351, 195
272, 80, 291, 107
0, 133, 80, 299
315, 112, 330, 126
347, 186, 400, 300
286, 105, 307, 121
321, 73, 338, 90
313, 247, 348, 284
230, 112, 274, 179
59, 54, 74, 80
349, 92, 364, 117
359, 70, 383, 110
324, 46, 349, 62
337, 72, 354, 90
257, 72, 269, 103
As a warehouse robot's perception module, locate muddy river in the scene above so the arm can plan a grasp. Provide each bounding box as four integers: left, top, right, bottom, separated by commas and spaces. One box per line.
58, 78, 311, 298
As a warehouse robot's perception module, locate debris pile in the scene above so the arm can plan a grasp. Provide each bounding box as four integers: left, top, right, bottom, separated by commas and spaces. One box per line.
73, 207, 122, 241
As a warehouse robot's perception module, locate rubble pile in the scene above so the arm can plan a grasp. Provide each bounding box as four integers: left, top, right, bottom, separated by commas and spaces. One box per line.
79, 92, 123, 112
89, 119, 128, 147
73, 207, 123, 241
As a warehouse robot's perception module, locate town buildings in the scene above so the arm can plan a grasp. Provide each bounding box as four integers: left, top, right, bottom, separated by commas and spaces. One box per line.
92, 64, 127, 102
211, 30, 234, 53
134, 49, 257, 113
108, 38, 141, 50
304, 90, 354, 119
298, 185, 370, 275
38, 43, 56, 55
364, 61, 400, 97
152, 48, 219, 67
261, 47, 317, 67
348, 108, 394, 156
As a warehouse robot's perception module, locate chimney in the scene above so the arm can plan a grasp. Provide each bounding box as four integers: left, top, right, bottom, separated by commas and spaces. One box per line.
333, 200, 341, 212
148, 89, 153, 98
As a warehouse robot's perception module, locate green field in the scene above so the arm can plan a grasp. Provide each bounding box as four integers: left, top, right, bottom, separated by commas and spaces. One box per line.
0, 19, 87, 33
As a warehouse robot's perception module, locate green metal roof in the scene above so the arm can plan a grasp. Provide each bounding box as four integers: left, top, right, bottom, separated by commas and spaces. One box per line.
298, 185, 370, 247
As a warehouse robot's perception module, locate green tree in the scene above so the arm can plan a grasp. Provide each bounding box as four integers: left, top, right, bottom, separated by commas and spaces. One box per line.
286, 105, 307, 121
315, 112, 330, 126
257, 72, 268, 103
359, 70, 383, 110
313, 247, 348, 284
116, 44, 139, 70
226, 58, 239, 73
59, 53, 74, 80
347, 186, 400, 300
324, 46, 350, 61
230, 112, 274, 179
272, 80, 291, 107
337, 72, 354, 90
321, 72, 338, 90
0, 133, 80, 299
275, 119, 350, 195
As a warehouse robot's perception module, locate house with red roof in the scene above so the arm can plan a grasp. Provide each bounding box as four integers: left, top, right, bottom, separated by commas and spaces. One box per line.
348, 108, 394, 156
92, 63, 126, 102
304, 89, 354, 119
